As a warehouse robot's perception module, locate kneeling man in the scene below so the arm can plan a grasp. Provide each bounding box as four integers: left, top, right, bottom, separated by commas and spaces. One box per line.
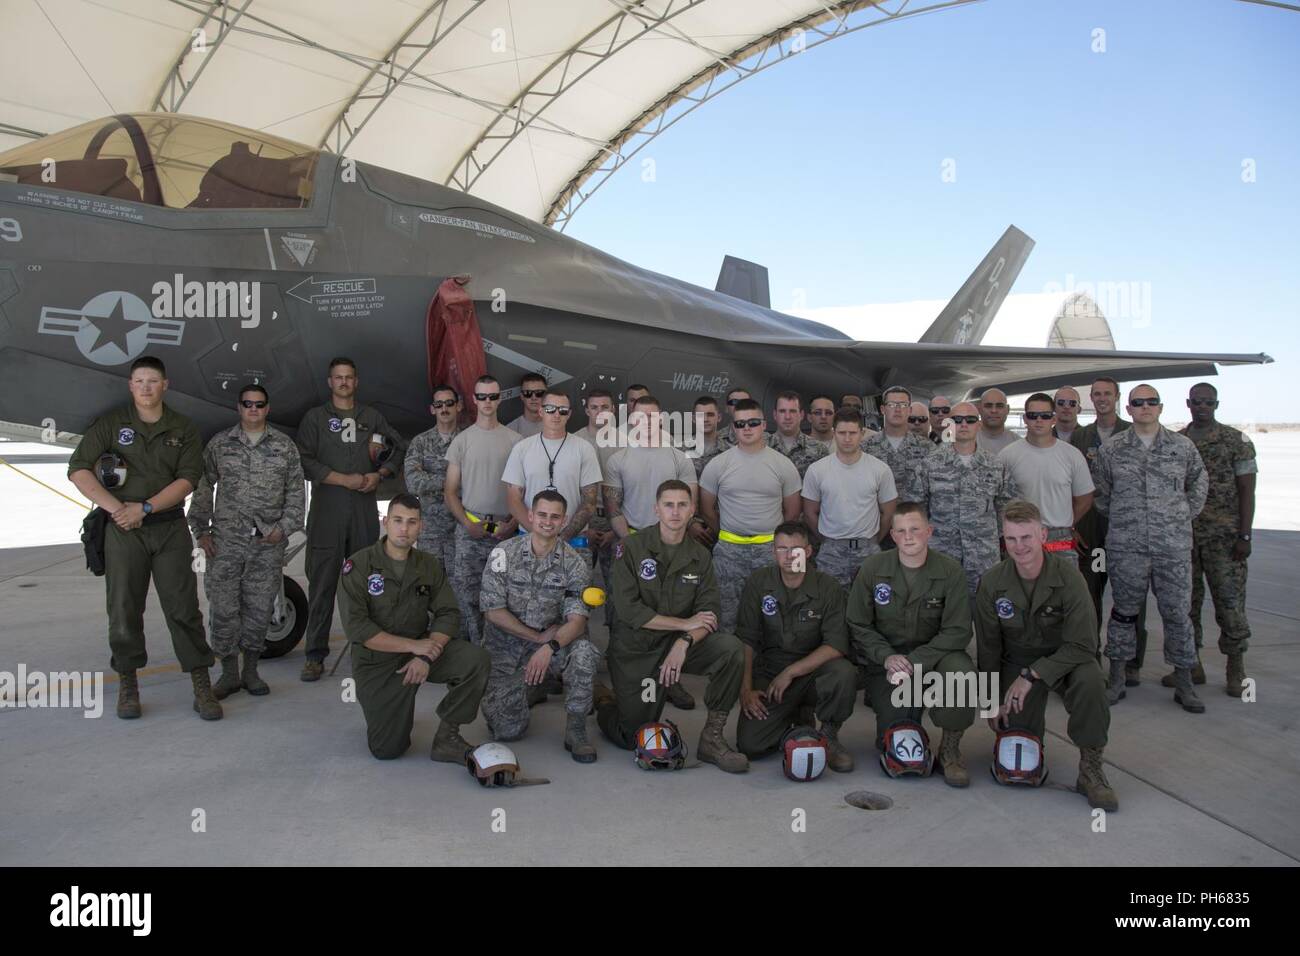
736, 523, 856, 770
339, 493, 490, 762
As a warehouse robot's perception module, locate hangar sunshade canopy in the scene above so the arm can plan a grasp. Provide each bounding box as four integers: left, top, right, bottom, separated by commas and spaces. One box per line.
0, 0, 979, 228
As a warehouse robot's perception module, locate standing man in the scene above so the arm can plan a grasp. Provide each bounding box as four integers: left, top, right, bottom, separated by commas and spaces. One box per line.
444, 375, 521, 646
802, 408, 897, 588
927, 396, 952, 446
1053, 387, 1081, 445
687, 395, 728, 481
1179, 383, 1257, 696
573, 388, 620, 617
594, 480, 749, 773
338, 493, 490, 762
767, 390, 828, 478
480, 490, 601, 762
736, 523, 857, 770
1071, 377, 1146, 682
975, 500, 1116, 811
845, 503, 978, 788
507, 372, 547, 437
917, 401, 1020, 596
861, 385, 933, 505
699, 399, 803, 631
976, 388, 1021, 455
1095, 385, 1208, 712
403, 383, 461, 569
717, 386, 753, 447
908, 402, 932, 440
68, 356, 218, 720
189, 384, 305, 699
807, 395, 838, 450
295, 357, 405, 682
998, 393, 1093, 569
502, 387, 602, 551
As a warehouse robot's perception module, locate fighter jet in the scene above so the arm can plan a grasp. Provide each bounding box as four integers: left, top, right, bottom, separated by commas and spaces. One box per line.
0, 113, 1271, 445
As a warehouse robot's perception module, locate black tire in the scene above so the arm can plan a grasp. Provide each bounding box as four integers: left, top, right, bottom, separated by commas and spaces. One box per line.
261, 575, 308, 659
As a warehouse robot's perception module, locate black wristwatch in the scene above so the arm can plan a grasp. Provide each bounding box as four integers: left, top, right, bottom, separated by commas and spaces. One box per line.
418, 654, 437, 666
677, 634, 695, 648
1019, 667, 1039, 684
546, 639, 561, 653
141, 501, 153, 515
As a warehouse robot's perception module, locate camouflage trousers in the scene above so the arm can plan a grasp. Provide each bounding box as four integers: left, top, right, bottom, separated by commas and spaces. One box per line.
1104, 551, 1197, 669
1045, 528, 1079, 571
1191, 533, 1251, 655
929, 535, 999, 597
203, 531, 286, 656
450, 525, 506, 646
416, 512, 457, 573
481, 626, 601, 740
713, 539, 777, 632
816, 537, 880, 589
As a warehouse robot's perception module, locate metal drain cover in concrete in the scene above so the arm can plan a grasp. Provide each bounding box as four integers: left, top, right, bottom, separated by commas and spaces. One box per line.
844, 790, 893, 810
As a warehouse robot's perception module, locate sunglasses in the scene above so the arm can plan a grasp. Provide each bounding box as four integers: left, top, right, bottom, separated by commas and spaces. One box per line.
240, 400, 267, 409
735, 418, 764, 429
928, 406, 950, 415
1055, 399, 1079, 408
430, 399, 457, 409
907, 416, 929, 424
1130, 397, 1161, 407
950, 415, 979, 425
1024, 411, 1055, 421
541, 404, 572, 416
1188, 398, 1218, 407
521, 389, 546, 398
474, 392, 501, 401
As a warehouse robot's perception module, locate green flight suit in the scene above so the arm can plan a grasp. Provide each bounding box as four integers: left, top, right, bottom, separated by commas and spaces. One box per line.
734, 564, 856, 757
68, 403, 211, 673
338, 538, 489, 760
974, 554, 1108, 748
599, 525, 744, 749
846, 548, 977, 748
297, 401, 406, 663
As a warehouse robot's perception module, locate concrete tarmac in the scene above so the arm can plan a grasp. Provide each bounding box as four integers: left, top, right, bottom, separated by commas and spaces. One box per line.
1, 532, 1297, 866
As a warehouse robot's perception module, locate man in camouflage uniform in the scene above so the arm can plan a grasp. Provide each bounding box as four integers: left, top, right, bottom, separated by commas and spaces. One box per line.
1095, 384, 1208, 713
403, 383, 461, 569
917, 401, 1020, 596
1177, 383, 1257, 697
767, 390, 828, 478
480, 490, 600, 762
862, 385, 933, 505
189, 384, 305, 699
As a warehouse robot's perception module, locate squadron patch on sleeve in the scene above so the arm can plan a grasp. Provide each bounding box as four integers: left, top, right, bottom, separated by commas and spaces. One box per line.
341, 559, 353, 575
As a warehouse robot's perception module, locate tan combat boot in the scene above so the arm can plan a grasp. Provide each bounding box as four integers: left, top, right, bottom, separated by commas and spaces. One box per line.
1124, 663, 1141, 687
191, 668, 224, 720
212, 653, 242, 699
241, 649, 270, 696
430, 721, 473, 762
1076, 747, 1119, 811
1161, 654, 1206, 687
116, 671, 141, 719
938, 729, 970, 788
299, 658, 324, 682
819, 720, 855, 773
1172, 667, 1206, 713
697, 710, 749, 773
564, 713, 597, 763
592, 682, 616, 718
1225, 653, 1247, 698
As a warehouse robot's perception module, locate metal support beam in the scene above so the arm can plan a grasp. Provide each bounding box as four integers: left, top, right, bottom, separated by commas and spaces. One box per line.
153, 0, 256, 113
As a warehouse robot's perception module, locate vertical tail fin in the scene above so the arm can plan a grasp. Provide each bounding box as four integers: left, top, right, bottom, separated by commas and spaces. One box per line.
918, 225, 1034, 345
715, 255, 771, 309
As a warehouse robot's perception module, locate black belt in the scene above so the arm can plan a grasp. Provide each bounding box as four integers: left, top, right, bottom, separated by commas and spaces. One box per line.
141, 507, 185, 526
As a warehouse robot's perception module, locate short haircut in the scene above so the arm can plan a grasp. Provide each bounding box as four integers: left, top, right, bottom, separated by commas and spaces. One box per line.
1024, 392, 1054, 411
584, 388, 613, 403
732, 398, 761, 416
520, 372, 547, 387
773, 521, 811, 544
774, 389, 803, 408
1190, 382, 1218, 396
328, 356, 356, 374
430, 382, 459, 401
238, 383, 269, 402
1091, 376, 1120, 394
1001, 499, 1043, 526
475, 374, 500, 388
841, 394, 862, 404
656, 479, 692, 500
892, 501, 929, 523
726, 387, 750, 400
632, 394, 661, 411
833, 407, 863, 428
627, 383, 649, 394
1129, 382, 1159, 400
129, 356, 166, 377
543, 387, 570, 403
694, 395, 718, 409
388, 492, 421, 515
531, 489, 568, 512
810, 394, 835, 408
883, 385, 911, 402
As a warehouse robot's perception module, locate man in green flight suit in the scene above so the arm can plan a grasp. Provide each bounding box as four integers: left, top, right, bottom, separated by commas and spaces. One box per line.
845, 502, 977, 787
594, 479, 749, 773
735, 522, 856, 771
338, 493, 490, 761
67, 356, 220, 720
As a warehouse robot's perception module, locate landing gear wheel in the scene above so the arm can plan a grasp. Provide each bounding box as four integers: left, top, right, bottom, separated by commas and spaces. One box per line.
261, 575, 307, 659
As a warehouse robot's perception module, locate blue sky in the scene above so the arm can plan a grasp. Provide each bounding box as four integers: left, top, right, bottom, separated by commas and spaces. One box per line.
565, 0, 1299, 424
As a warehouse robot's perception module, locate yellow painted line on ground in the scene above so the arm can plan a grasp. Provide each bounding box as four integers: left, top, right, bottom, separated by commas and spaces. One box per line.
0, 454, 90, 510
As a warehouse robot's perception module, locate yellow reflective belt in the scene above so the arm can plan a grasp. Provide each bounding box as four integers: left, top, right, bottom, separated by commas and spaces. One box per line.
465, 510, 488, 523
717, 530, 774, 545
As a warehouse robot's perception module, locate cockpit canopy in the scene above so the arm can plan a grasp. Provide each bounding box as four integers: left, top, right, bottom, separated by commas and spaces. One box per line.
0, 113, 318, 210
